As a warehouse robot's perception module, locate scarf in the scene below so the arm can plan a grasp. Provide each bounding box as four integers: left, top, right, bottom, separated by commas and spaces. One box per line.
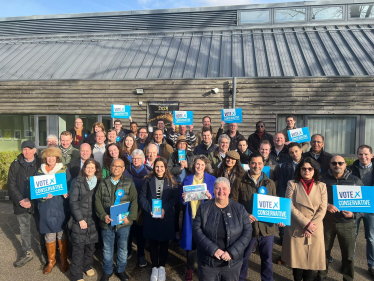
224, 167, 238, 185
257, 131, 265, 139
86, 176, 97, 190
74, 128, 83, 145
41, 163, 63, 175
238, 149, 252, 164
110, 177, 120, 185
301, 178, 314, 195
60, 145, 72, 159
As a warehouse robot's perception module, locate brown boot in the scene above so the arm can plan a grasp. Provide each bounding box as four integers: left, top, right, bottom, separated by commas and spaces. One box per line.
44, 241, 56, 274
58, 239, 69, 273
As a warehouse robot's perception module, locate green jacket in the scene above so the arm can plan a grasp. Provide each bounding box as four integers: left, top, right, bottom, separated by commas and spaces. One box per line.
61, 147, 80, 165
231, 172, 277, 237
102, 167, 110, 179
208, 148, 223, 171
95, 176, 138, 230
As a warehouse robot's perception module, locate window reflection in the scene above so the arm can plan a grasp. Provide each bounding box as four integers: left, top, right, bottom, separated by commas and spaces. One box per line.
240, 10, 270, 24
275, 8, 306, 22
312, 6, 343, 20
350, 5, 374, 18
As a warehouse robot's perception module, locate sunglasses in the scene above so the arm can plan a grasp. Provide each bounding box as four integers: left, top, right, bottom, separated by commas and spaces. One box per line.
301, 167, 314, 172
331, 162, 345, 166
257, 125, 264, 128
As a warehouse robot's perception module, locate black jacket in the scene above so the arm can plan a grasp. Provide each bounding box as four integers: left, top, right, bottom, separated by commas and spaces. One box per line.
193, 142, 218, 157
8, 154, 41, 215
69, 176, 100, 245
68, 128, 91, 149
67, 158, 82, 179
322, 169, 363, 223
350, 158, 374, 185
193, 199, 252, 268
302, 148, 333, 174
216, 129, 245, 151
168, 150, 195, 178
270, 146, 290, 164
247, 130, 274, 153
277, 160, 298, 197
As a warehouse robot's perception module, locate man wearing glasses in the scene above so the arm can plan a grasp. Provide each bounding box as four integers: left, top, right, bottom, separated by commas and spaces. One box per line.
302, 134, 333, 174
247, 121, 274, 154
316, 156, 363, 281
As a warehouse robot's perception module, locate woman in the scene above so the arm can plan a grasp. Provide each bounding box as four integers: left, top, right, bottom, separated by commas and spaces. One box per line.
281, 157, 327, 281
237, 139, 252, 165
85, 122, 106, 146
208, 134, 230, 170
180, 155, 216, 281
167, 135, 194, 245
35, 147, 71, 274
124, 149, 152, 267
121, 133, 137, 162
214, 151, 245, 186
69, 159, 102, 281
139, 158, 179, 281
102, 143, 130, 178
192, 177, 252, 280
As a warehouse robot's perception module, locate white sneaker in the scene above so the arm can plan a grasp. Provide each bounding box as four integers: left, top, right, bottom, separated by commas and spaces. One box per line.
158, 266, 166, 281
151, 267, 159, 281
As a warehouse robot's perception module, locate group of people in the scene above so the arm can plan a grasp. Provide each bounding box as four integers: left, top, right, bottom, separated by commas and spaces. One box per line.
7, 114, 374, 281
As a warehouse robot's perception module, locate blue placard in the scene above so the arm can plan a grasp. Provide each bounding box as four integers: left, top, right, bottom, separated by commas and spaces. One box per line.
173, 111, 193, 125
333, 185, 374, 213
263, 166, 270, 178
152, 199, 163, 218
287, 127, 311, 143
178, 149, 186, 162
110, 202, 130, 226
111, 105, 131, 119
221, 108, 242, 123
252, 193, 291, 226
30, 173, 68, 200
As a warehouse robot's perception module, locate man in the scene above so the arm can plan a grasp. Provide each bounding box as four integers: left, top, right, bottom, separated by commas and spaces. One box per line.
302, 134, 333, 174
106, 129, 119, 146
46, 134, 59, 148
60, 131, 80, 165
193, 127, 218, 156
281, 115, 309, 152
316, 156, 363, 281
68, 118, 91, 149
169, 124, 196, 152
208, 134, 230, 170
92, 131, 106, 168
269, 132, 290, 164
8, 140, 43, 267
216, 122, 245, 151
144, 129, 173, 160
95, 159, 138, 281
67, 143, 92, 179
144, 144, 159, 169
351, 145, 374, 278
147, 121, 174, 147
136, 127, 150, 151
259, 140, 279, 181
113, 119, 127, 143
196, 116, 218, 144
130, 122, 138, 138
231, 153, 284, 281
247, 121, 274, 153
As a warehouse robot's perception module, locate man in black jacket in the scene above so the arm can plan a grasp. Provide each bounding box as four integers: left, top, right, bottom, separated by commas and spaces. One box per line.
68, 118, 91, 149
302, 134, 333, 174
247, 121, 274, 153
193, 127, 218, 156
316, 156, 363, 281
67, 143, 93, 179
216, 122, 245, 151
8, 140, 43, 267
269, 132, 290, 164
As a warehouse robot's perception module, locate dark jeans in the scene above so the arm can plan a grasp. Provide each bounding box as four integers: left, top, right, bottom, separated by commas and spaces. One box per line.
198, 260, 242, 281
293, 268, 314, 281
70, 243, 96, 281
356, 213, 374, 268
127, 224, 146, 258
17, 211, 45, 255
149, 239, 169, 268
239, 235, 274, 281
186, 240, 197, 270
317, 220, 356, 281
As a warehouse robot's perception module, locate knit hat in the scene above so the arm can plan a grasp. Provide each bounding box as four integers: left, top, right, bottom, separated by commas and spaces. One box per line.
41, 147, 63, 160
226, 150, 240, 160
175, 135, 188, 147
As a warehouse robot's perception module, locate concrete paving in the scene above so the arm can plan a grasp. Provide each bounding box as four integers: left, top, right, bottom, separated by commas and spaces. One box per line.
0, 201, 372, 281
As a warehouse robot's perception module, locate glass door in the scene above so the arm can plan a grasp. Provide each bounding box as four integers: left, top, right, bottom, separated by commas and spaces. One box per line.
34, 115, 49, 149
98, 115, 113, 131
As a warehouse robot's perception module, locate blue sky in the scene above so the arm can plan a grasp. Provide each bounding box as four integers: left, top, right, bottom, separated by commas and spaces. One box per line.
0, 0, 301, 18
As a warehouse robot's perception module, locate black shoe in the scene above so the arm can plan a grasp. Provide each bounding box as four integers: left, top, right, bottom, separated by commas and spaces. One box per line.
328, 255, 333, 263
13, 251, 33, 267
139, 256, 147, 267
369, 267, 374, 278
117, 271, 129, 281
314, 276, 325, 281
100, 273, 113, 281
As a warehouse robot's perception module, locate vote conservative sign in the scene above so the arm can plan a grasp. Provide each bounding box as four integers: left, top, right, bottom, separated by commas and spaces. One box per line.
30, 173, 68, 200
173, 111, 193, 125
111, 105, 131, 119
287, 127, 311, 143
221, 108, 242, 123
333, 185, 374, 213
252, 194, 291, 226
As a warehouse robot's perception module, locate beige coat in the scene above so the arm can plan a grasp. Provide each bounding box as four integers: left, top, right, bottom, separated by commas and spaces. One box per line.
281, 180, 327, 270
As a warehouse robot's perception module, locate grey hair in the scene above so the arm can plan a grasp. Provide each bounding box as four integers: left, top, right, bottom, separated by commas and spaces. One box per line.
214, 177, 231, 189
46, 134, 58, 141
218, 134, 231, 145
147, 143, 158, 153
131, 149, 145, 163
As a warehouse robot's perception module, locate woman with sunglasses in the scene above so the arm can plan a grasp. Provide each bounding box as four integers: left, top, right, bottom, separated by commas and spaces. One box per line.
214, 151, 245, 186
281, 157, 327, 281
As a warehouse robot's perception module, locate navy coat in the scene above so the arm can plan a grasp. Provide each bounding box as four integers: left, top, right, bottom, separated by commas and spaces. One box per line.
123, 164, 152, 193
139, 175, 179, 241
180, 172, 216, 251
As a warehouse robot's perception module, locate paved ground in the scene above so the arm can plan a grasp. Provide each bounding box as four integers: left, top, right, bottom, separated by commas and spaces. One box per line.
0, 201, 372, 281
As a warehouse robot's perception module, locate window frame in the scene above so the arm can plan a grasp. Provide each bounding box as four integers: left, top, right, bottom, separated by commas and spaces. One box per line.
348, 4, 374, 20
274, 7, 308, 23
310, 5, 345, 22
238, 9, 271, 26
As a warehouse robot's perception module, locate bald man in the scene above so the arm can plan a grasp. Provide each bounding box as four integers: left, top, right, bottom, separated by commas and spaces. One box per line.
68, 118, 91, 149
67, 143, 93, 179
144, 144, 159, 169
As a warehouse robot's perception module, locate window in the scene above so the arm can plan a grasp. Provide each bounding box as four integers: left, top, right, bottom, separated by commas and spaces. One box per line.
312, 6, 343, 20
364, 116, 374, 150
349, 5, 374, 19
240, 10, 270, 24
275, 8, 306, 22
58, 115, 97, 136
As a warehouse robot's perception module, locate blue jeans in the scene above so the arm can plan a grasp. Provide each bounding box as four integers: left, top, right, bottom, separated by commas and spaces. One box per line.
101, 225, 131, 274
356, 213, 374, 268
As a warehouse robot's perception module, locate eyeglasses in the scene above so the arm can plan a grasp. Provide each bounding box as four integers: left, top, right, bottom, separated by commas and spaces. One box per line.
132, 158, 142, 161
257, 125, 264, 128
311, 141, 323, 144
301, 167, 314, 172
331, 162, 345, 166
112, 165, 124, 169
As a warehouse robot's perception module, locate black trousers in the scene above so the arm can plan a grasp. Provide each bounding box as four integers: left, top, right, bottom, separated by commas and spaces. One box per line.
175, 201, 181, 233
149, 239, 169, 268
198, 261, 242, 281
293, 268, 314, 281
70, 242, 96, 281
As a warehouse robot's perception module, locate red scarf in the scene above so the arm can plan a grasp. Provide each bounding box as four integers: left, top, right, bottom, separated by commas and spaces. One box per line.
301, 178, 314, 195
257, 131, 265, 139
